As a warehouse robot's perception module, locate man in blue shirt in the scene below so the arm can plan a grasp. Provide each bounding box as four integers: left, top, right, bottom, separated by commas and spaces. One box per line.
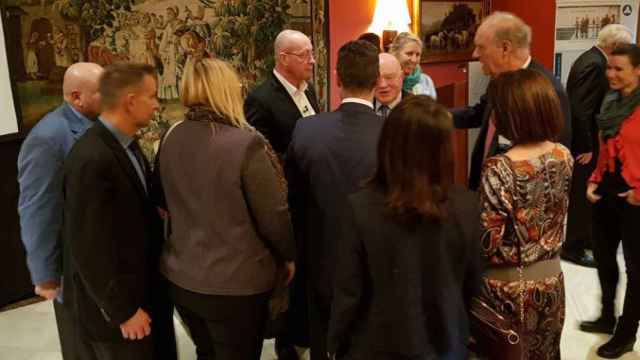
18, 62, 103, 360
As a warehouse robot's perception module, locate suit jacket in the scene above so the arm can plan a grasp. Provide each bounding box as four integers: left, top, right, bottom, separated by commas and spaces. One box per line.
62, 120, 162, 341
327, 186, 483, 358
566, 46, 608, 154
244, 72, 320, 155
285, 102, 385, 301
18, 102, 93, 287
453, 60, 572, 190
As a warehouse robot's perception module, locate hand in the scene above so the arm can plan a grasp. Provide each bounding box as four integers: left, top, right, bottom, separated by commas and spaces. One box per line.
576, 152, 593, 165
586, 182, 602, 204
284, 261, 296, 286
618, 190, 640, 206
120, 308, 151, 340
35, 280, 60, 300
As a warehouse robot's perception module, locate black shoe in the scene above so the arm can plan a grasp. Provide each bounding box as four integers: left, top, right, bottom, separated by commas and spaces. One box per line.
580, 317, 616, 334
276, 346, 300, 360
560, 250, 597, 268
597, 335, 636, 358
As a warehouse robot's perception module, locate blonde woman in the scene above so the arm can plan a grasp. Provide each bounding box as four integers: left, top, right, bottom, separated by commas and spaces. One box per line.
152, 58, 296, 360
389, 32, 437, 100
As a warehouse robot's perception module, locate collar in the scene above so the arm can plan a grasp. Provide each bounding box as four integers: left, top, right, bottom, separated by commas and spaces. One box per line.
376, 93, 402, 111
342, 97, 374, 109
66, 102, 93, 129
595, 46, 608, 60
98, 117, 134, 148
521, 56, 532, 69
273, 69, 308, 96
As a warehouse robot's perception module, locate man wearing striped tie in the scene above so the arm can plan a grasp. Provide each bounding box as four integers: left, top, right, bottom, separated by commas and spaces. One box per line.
373, 53, 409, 118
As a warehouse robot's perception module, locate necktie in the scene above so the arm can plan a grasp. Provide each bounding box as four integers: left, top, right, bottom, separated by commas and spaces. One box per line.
128, 139, 148, 190
379, 105, 390, 118
483, 120, 496, 162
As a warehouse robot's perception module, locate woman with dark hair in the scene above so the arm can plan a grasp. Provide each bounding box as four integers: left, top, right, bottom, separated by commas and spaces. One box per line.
327, 95, 483, 360
583, 44, 640, 359
479, 69, 573, 359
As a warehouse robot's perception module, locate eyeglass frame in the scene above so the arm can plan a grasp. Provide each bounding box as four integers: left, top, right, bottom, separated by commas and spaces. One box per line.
281, 50, 316, 62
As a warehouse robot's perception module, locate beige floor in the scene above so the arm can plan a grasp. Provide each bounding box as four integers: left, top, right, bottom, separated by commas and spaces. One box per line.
1, 256, 640, 360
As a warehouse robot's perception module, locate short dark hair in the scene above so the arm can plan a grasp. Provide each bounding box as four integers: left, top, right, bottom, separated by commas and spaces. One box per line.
357, 32, 382, 53
488, 69, 563, 145
370, 95, 453, 222
336, 40, 379, 92
611, 43, 640, 67
99, 63, 156, 108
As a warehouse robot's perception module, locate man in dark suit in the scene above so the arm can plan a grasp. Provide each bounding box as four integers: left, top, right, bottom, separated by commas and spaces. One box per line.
562, 24, 632, 268
18, 62, 103, 360
244, 29, 320, 359
453, 12, 572, 190
373, 53, 411, 117
286, 40, 384, 360
62, 63, 176, 360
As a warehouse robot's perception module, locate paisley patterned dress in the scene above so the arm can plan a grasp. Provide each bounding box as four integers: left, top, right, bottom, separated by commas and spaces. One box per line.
479, 144, 573, 360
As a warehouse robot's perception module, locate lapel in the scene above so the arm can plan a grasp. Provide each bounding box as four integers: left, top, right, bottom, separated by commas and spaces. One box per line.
269, 73, 303, 118
61, 103, 93, 141
94, 121, 148, 199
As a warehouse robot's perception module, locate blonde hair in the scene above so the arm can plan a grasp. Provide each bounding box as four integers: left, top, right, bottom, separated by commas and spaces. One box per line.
389, 32, 422, 57
180, 58, 249, 129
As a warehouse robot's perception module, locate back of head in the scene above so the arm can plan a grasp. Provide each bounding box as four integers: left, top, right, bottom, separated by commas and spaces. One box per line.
180, 58, 247, 128
337, 40, 379, 93
357, 32, 382, 53
389, 32, 422, 57
597, 24, 633, 51
99, 62, 156, 110
481, 11, 531, 51
372, 95, 453, 222
488, 68, 563, 145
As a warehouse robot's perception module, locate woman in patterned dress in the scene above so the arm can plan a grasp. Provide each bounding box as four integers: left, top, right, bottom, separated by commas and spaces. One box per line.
479, 69, 574, 359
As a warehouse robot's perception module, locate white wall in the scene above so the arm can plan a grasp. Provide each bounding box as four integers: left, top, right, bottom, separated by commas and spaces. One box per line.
0, 14, 19, 137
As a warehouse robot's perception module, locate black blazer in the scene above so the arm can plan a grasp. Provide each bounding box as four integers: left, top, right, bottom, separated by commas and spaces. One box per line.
453, 60, 572, 190
566, 46, 608, 154
244, 72, 320, 155
327, 186, 483, 358
285, 102, 385, 301
62, 121, 162, 341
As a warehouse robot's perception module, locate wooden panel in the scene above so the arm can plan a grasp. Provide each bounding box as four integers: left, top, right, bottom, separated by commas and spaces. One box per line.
437, 81, 469, 186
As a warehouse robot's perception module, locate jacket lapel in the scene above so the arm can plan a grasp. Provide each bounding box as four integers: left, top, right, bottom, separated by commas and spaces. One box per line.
94, 121, 147, 199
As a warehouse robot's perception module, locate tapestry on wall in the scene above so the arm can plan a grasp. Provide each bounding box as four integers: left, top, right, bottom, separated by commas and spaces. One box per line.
2, 0, 329, 159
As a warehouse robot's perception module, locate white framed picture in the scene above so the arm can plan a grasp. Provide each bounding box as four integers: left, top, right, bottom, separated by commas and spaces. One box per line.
0, 8, 21, 140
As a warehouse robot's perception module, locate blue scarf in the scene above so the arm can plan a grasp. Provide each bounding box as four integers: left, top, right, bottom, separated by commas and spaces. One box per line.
403, 66, 422, 93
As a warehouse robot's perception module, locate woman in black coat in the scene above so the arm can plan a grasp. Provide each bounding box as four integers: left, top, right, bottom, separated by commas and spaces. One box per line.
327, 95, 484, 360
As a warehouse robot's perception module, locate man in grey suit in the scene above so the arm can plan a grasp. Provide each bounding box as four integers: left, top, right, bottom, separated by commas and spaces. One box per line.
18, 62, 103, 360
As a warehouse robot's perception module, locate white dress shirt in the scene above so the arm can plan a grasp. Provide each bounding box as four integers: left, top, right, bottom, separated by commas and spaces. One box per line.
273, 70, 316, 117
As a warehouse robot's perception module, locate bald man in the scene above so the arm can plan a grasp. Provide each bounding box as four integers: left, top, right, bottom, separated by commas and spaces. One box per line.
18, 62, 103, 360
374, 53, 410, 117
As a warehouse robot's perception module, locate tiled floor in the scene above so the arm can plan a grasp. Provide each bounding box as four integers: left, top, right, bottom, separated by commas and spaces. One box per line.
1, 256, 640, 359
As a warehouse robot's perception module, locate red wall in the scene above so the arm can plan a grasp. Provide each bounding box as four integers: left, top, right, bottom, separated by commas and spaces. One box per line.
327, 0, 557, 109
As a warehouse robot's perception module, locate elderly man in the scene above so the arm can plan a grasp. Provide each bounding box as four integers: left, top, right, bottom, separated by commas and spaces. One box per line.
453, 12, 572, 190
245, 29, 321, 157
563, 24, 632, 269
244, 29, 320, 360
18, 62, 103, 360
374, 53, 410, 118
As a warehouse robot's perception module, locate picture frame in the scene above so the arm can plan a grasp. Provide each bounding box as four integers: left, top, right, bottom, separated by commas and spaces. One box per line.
0, 7, 24, 142
412, 0, 491, 63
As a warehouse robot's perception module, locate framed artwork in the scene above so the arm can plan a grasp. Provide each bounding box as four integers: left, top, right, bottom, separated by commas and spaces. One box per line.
0, 0, 329, 158
412, 0, 490, 63
0, 7, 22, 141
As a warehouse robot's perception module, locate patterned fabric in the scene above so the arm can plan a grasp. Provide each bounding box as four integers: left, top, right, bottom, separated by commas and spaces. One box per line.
479, 144, 574, 360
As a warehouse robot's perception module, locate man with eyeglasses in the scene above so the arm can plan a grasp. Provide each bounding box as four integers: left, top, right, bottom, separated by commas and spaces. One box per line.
244, 29, 320, 360
374, 53, 411, 118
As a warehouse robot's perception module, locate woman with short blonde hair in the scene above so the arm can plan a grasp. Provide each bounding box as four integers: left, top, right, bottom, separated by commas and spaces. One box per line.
153, 57, 296, 360
389, 32, 437, 99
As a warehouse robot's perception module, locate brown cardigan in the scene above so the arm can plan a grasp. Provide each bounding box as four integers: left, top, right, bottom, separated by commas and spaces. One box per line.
155, 107, 295, 296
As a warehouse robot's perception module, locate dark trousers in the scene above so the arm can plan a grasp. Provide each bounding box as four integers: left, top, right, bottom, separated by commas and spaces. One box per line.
593, 195, 640, 337
565, 150, 598, 253
53, 300, 97, 360
149, 275, 178, 360
169, 281, 270, 360
89, 339, 154, 360
309, 293, 331, 360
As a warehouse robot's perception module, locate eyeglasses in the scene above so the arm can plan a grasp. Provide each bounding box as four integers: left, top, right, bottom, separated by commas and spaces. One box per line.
283, 50, 315, 62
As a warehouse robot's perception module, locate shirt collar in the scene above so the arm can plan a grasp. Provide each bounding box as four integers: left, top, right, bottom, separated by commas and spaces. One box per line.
376, 93, 402, 111
67, 102, 93, 127
521, 56, 532, 69
273, 69, 308, 96
342, 97, 374, 109
99, 117, 134, 148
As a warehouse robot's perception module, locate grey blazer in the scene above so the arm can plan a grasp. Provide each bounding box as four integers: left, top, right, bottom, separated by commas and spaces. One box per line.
153, 107, 295, 296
